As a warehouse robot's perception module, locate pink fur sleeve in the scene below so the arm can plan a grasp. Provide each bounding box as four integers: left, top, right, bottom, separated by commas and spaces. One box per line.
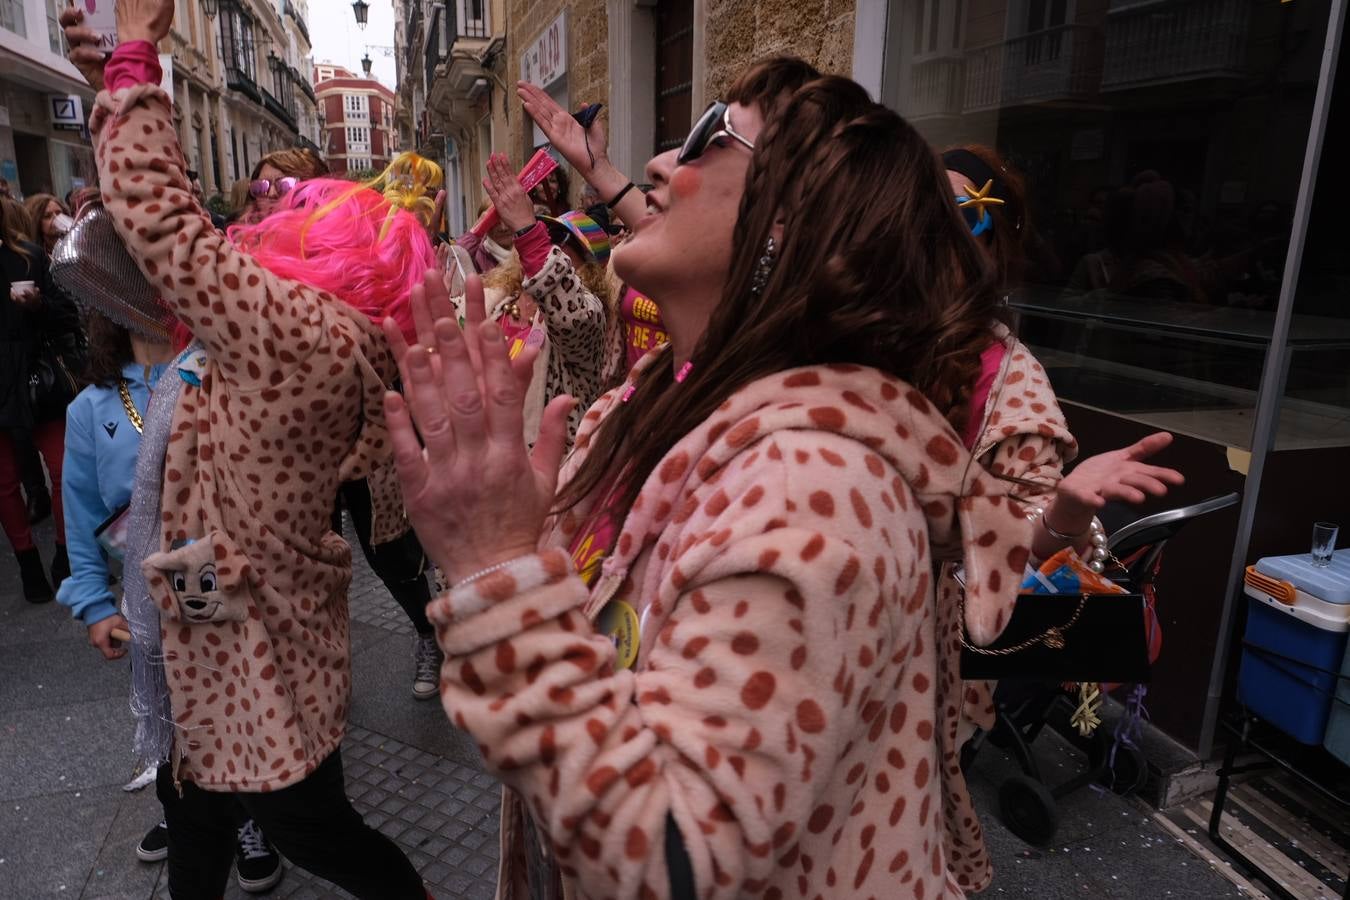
90, 84, 325, 387
429, 432, 939, 899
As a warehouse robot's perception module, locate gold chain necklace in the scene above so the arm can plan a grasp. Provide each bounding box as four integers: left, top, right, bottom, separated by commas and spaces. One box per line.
117, 378, 144, 434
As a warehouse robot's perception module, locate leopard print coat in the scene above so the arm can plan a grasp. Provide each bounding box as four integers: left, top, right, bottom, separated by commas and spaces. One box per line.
430, 357, 1032, 899
475, 246, 617, 445
92, 83, 404, 791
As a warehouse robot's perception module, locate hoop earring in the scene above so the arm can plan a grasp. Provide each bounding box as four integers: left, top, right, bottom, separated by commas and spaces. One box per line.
750, 236, 777, 295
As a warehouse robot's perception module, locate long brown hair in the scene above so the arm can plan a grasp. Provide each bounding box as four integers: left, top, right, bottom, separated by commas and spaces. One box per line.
0, 196, 33, 258
944, 144, 1029, 290
23, 193, 66, 249
558, 58, 1001, 514
83, 309, 135, 388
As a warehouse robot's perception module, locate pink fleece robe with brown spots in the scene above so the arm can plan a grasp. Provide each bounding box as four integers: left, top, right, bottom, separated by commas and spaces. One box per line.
934, 326, 1077, 891
430, 359, 1032, 899
91, 83, 404, 791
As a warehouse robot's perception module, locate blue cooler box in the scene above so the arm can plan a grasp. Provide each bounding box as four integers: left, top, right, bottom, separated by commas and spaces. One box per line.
1239, 549, 1350, 744
1325, 608, 1350, 764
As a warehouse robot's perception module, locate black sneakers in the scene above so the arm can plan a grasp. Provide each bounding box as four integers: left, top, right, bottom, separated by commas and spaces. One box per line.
135, 822, 169, 863
234, 818, 283, 893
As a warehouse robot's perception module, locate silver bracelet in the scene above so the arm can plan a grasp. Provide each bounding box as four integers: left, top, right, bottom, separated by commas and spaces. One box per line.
451, 555, 533, 591
1040, 509, 1085, 542
1025, 505, 1111, 573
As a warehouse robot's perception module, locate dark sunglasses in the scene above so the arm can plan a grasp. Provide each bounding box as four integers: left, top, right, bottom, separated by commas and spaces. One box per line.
677, 101, 755, 165
249, 176, 300, 199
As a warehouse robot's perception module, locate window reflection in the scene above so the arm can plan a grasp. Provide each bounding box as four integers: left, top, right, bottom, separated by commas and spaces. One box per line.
888, 0, 1339, 449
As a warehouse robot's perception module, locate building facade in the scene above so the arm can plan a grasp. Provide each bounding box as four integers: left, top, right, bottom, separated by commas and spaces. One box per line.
1, 0, 319, 203
0, 0, 97, 199
314, 64, 398, 174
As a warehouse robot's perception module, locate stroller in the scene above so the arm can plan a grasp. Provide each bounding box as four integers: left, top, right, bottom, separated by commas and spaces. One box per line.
960, 493, 1240, 846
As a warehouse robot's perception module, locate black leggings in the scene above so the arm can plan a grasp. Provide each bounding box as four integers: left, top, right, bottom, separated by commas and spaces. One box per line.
334, 478, 433, 635
155, 750, 425, 899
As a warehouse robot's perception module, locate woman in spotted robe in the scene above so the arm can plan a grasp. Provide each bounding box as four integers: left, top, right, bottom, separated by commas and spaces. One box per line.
385, 59, 1042, 899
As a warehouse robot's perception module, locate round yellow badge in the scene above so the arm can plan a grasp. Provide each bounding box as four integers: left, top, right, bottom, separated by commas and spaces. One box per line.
597, 600, 640, 670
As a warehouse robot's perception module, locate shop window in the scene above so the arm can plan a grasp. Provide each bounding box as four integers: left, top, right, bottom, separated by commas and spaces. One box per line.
654, 0, 694, 154
1275, 23, 1350, 450
884, 0, 1336, 451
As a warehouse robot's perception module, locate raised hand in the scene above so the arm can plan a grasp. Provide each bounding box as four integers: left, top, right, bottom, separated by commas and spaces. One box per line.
516, 83, 647, 229
482, 152, 537, 234
1046, 432, 1185, 536
517, 82, 608, 181
59, 5, 107, 92
382, 271, 570, 584
114, 0, 174, 45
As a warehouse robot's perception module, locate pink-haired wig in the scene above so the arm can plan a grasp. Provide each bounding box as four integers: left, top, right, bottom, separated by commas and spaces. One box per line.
227, 178, 436, 341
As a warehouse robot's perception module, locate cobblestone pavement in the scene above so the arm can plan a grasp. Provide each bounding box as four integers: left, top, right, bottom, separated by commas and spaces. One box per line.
2, 517, 1249, 898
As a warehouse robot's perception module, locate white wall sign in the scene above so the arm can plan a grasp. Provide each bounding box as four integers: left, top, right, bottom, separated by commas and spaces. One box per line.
49, 95, 85, 132
520, 12, 567, 89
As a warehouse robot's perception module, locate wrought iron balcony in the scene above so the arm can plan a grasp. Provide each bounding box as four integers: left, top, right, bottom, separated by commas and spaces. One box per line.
425, 4, 448, 94
1101, 0, 1250, 91
964, 23, 1100, 112
283, 0, 309, 46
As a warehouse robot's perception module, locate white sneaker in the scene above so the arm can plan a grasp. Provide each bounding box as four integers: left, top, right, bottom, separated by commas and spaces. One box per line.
412, 634, 443, 700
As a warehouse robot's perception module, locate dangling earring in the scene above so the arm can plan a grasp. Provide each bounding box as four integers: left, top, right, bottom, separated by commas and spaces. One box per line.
750, 235, 777, 295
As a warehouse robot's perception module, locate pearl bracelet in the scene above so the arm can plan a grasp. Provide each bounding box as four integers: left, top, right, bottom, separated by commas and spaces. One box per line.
451, 554, 534, 591
1025, 505, 1110, 573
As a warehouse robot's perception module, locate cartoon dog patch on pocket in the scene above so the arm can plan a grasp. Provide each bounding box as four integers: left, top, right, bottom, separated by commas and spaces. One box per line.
143, 533, 252, 624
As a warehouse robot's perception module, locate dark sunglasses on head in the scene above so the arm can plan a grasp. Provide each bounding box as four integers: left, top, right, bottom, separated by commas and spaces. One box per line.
677, 101, 755, 165
249, 176, 300, 199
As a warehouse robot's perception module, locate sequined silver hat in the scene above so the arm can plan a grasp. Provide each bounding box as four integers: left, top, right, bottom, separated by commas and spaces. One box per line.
50, 202, 176, 342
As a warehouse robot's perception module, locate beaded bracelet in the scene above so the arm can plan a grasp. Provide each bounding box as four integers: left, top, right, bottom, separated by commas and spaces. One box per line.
1025, 505, 1110, 573
451, 554, 534, 591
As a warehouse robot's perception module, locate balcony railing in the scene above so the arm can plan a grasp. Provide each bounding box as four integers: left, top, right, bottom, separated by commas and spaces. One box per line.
453, 0, 488, 39
964, 24, 1100, 112
404, 1, 423, 77
284, 0, 310, 46
425, 4, 447, 93
905, 55, 965, 120
1101, 0, 1249, 90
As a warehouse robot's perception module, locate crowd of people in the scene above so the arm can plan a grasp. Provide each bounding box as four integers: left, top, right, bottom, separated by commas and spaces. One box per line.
0, 0, 1193, 897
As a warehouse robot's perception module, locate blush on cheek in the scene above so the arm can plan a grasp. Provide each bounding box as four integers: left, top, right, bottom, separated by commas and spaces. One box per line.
670, 166, 702, 199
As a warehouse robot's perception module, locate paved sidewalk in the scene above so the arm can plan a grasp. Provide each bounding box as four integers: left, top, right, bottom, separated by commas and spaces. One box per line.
1, 516, 1252, 898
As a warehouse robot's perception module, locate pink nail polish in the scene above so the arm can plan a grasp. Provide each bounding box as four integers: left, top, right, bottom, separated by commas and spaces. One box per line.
675, 361, 693, 383
621, 384, 636, 403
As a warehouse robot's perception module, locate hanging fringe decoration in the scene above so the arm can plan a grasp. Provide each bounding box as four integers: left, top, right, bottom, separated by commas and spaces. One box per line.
1069, 681, 1103, 736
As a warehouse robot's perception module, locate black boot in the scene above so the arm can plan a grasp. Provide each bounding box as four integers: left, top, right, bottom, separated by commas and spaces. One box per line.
17, 548, 53, 603
26, 489, 51, 525
50, 543, 70, 589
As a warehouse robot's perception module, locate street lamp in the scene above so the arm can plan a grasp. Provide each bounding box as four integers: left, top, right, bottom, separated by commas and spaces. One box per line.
201, 0, 217, 19
361, 53, 373, 78
351, 0, 369, 29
